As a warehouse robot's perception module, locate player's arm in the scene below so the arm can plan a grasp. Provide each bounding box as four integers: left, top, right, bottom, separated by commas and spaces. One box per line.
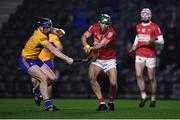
55, 42, 63, 51
81, 31, 92, 53
129, 35, 138, 53
90, 38, 110, 50
148, 25, 164, 45
51, 27, 65, 38
43, 43, 73, 64
154, 35, 164, 44
54, 38, 63, 51
148, 35, 164, 45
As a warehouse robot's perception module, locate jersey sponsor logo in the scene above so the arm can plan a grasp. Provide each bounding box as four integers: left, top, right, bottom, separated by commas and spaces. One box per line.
142, 28, 146, 33
137, 34, 150, 42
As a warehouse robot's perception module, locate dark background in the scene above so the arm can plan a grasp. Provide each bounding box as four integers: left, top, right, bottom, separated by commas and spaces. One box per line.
0, 0, 179, 99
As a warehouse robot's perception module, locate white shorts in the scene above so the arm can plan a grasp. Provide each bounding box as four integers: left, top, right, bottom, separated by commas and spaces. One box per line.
135, 56, 156, 68
91, 59, 117, 72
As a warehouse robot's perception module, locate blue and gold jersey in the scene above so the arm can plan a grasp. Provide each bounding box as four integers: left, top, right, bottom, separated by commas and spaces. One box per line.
22, 28, 49, 59
38, 34, 61, 61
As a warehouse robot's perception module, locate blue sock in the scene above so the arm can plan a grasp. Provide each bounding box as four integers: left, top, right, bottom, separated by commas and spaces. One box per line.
32, 87, 41, 96
44, 99, 53, 109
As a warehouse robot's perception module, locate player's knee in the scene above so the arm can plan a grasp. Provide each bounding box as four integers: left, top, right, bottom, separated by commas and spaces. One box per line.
39, 75, 48, 82
89, 75, 96, 81
136, 74, 143, 79
89, 78, 96, 85
110, 80, 117, 87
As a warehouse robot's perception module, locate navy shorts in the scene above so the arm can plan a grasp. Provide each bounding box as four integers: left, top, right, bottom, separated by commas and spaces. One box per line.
18, 56, 43, 73
43, 59, 54, 71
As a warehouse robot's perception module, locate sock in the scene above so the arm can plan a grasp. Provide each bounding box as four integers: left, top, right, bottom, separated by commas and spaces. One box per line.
44, 99, 53, 109
109, 97, 114, 103
141, 91, 147, 99
151, 93, 156, 101
32, 87, 41, 96
98, 97, 105, 104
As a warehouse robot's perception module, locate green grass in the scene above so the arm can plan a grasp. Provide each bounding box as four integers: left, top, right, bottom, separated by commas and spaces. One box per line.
0, 99, 180, 119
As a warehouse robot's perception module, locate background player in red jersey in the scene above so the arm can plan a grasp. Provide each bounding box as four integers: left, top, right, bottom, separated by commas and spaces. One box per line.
130, 8, 164, 107
81, 14, 117, 111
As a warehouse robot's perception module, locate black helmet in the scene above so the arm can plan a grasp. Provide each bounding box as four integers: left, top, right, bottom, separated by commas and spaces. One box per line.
38, 17, 53, 28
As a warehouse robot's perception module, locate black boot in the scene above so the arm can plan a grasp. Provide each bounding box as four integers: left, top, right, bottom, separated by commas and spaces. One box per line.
139, 98, 147, 107
108, 103, 115, 111
96, 104, 108, 111
149, 101, 156, 107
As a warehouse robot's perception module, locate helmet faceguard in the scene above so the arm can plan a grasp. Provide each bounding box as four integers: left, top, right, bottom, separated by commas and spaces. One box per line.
38, 17, 53, 28
140, 8, 152, 23
98, 14, 111, 33
98, 14, 111, 24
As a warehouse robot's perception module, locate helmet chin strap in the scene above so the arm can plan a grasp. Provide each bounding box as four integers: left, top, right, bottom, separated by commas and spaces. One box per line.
100, 24, 110, 33
39, 27, 43, 31
141, 20, 150, 23
100, 28, 105, 33
100, 27, 108, 34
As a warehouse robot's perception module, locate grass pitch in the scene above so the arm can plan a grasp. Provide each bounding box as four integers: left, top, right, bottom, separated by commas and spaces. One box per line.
0, 99, 180, 119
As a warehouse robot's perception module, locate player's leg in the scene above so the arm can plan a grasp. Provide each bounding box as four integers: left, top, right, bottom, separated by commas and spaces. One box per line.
135, 56, 147, 107
40, 63, 57, 82
106, 67, 117, 111
40, 60, 59, 110
32, 59, 56, 98
31, 77, 42, 106
40, 63, 56, 97
146, 58, 156, 107
31, 77, 40, 96
28, 66, 58, 111
19, 57, 56, 111
89, 63, 107, 111
31, 59, 53, 107
28, 66, 54, 110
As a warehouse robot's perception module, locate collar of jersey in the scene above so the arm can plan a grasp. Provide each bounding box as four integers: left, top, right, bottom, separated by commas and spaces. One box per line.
141, 21, 151, 26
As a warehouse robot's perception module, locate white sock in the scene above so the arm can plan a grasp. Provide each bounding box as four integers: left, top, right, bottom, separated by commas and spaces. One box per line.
100, 102, 105, 104
151, 96, 156, 101
141, 92, 147, 99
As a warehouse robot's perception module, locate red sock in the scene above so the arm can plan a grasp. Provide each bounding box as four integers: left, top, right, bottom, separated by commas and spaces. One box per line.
98, 97, 105, 104
109, 97, 114, 103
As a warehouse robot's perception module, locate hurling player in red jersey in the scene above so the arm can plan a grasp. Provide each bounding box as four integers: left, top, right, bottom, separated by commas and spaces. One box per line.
130, 8, 164, 107
81, 14, 117, 111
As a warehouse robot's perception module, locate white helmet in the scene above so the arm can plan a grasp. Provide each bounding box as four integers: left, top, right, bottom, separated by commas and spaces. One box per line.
140, 8, 152, 22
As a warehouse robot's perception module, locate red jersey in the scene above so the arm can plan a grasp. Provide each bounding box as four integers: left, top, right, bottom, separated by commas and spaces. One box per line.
135, 22, 162, 57
87, 23, 116, 60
